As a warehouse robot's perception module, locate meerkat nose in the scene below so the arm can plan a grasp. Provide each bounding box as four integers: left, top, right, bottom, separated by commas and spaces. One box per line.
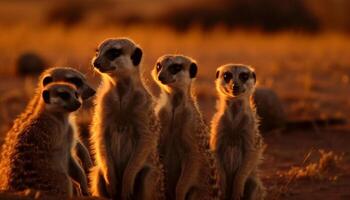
93, 59, 102, 69
233, 83, 240, 92
158, 75, 166, 84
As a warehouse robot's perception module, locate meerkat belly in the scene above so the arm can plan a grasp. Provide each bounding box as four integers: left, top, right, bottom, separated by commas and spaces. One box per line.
110, 128, 135, 180
218, 135, 243, 177
50, 129, 71, 173
223, 145, 242, 176
49, 148, 70, 173
160, 130, 188, 196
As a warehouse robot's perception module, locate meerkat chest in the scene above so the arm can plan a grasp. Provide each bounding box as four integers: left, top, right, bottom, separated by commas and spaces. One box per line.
104, 89, 146, 125
161, 104, 194, 133
158, 105, 194, 162
217, 112, 251, 173
50, 121, 70, 149
48, 121, 71, 171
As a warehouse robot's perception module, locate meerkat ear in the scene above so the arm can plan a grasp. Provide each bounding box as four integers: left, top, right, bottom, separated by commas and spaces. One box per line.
216, 70, 220, 79
42, 90, 50, 104
131, 47, 142, 66
252, 72, 256, 83
43, 76, 53, 86
189, 63, 197, 78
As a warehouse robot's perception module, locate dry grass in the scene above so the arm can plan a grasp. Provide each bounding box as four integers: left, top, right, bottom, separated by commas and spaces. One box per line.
0, 24, 349, 124
278, 150, 344, 181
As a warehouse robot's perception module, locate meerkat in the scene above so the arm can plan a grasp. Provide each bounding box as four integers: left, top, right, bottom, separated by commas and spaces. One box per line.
0, 82, 83, 197
0, 67, 95, 195
152, 54, 219, 200
210, 64, 265, 200
89, 38, 164, 200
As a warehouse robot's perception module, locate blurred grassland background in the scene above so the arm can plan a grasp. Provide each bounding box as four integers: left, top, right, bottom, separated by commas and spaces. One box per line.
0, 0, 350, 198
0, 0, 349, 126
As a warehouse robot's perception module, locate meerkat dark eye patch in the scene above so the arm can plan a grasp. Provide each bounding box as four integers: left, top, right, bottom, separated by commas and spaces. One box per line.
189, 63, 197, 78
74, 91, 79, 99
58, 92, 71, 101
131, 47, 142, 66
168, 64, 183, 75
223, 72, 232, 83
239, 72, 250, 82
105, 48, 122, 61
66, 77, 83, 88
42, 90, 50, 104
156, 63, 162, 72
43, 76, 53, 86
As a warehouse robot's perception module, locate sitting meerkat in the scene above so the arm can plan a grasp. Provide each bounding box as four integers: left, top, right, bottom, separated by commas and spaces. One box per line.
0, 82, 82, 197
0, 67, 95, 195
152, 54, 219, 200
210, 64, 265, 200
90, 38, 164, 200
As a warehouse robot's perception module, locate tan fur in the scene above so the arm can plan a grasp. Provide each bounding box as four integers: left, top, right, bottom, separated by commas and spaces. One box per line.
0, 67, 94, 196
210, 64, 265, 200
89, 38, 164, 200
0, 82, 83, 197
152, 55, 219, 200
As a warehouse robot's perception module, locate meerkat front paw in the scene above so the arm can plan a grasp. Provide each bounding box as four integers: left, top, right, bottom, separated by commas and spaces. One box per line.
121, 170, 135, 200
232, 180, 244, 200
175, 186, 187, 200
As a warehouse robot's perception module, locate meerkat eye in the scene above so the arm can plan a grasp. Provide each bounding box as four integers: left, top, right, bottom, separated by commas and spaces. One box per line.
66, 77, 83, 88
105, 48, 122, 61
156, 63, 162, 72
58, 92, 71, 101
169, 64, 183, 75
223, 72, 232, 83
239, 72, 249, 82
43, 76, 53, 86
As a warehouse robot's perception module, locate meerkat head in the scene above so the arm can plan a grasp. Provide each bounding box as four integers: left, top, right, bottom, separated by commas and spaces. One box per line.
92, 38, 143, 77
42, 82, 82, 113
152, 54, 197, 92
40, 67, 95, 100
215, 64, 256, 99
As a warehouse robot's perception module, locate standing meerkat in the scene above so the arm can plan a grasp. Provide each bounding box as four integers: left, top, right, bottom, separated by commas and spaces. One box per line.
0, 82, 82, 197
152, 55, 219, 200
90, 38, 164, 200
0, 67, 95, 195
210, 64, 265, 200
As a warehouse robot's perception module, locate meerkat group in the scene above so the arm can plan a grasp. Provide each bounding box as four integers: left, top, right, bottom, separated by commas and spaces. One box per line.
0, 37, 265, 200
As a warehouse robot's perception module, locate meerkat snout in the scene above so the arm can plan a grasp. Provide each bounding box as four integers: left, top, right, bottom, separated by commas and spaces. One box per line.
92, 38, 143, 75
215, 64, 256, 98
42, 83, 82, 112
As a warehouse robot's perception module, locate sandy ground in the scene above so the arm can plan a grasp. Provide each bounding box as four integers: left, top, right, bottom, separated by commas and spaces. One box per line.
262, 127, 350, 200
